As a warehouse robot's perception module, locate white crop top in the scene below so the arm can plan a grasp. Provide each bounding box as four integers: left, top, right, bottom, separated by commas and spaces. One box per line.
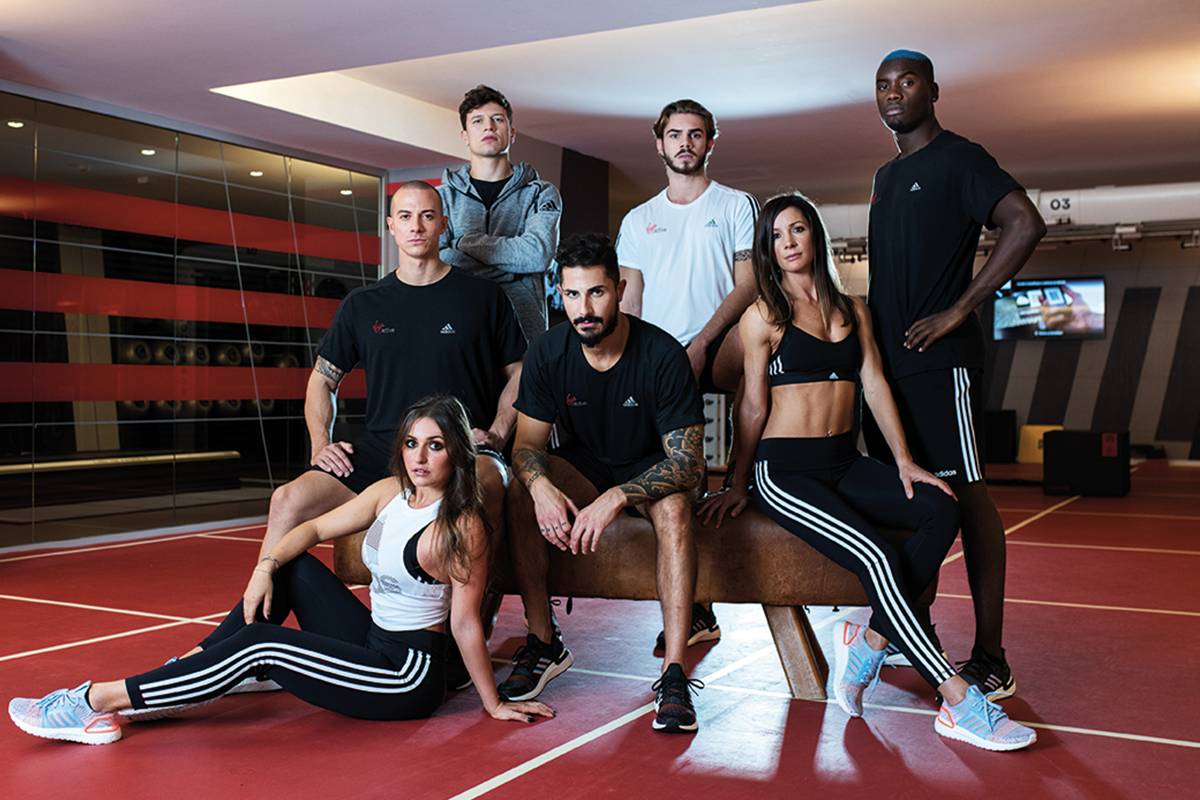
361, 491, 451, 631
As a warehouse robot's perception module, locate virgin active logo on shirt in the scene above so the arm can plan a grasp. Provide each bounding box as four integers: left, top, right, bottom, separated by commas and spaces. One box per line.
645, 223, 668, 235
372, 320, 395, 334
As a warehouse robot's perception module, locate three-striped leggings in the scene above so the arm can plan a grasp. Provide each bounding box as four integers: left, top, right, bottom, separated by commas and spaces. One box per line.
124, 553, 447, 720
753, 434, 961, 689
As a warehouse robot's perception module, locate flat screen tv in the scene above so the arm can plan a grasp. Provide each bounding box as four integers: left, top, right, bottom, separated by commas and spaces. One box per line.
992, 276, 1105, 340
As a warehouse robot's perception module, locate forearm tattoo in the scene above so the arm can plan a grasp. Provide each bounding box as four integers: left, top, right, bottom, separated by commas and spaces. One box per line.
619, 424, 705, 504
513, 447, 551, 491
314, 356, 345, 384
733, 249, 751, 262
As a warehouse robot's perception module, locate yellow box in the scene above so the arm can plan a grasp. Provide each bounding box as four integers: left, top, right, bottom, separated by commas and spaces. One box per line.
1018, 425, 1063, 464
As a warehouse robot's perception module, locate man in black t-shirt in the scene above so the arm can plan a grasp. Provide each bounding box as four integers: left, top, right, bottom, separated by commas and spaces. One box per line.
496, 233, 708, 735
864, 50, 1046, 700
258, 182, 525, 568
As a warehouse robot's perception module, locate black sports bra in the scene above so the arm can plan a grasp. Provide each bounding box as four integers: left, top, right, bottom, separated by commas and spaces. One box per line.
402, 521, 442, 585
767, 321, 861, 387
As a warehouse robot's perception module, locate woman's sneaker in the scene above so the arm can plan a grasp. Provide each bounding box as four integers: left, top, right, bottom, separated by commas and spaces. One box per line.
832, 621, 886, 717
9, 682, 122, 744
935, 685, 1036, 751
497, 633, 573, 701
958, 646, 1016, 701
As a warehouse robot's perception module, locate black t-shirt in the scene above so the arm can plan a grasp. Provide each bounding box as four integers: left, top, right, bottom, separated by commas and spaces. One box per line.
317, 268, 526, 435
470, 176, 511, 210
867, 130, 1023, 378
516, 316, 705, 475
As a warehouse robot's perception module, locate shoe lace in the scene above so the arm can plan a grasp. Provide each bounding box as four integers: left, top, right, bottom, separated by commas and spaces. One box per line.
652, 672, 705, 704
34, 687, 73, 710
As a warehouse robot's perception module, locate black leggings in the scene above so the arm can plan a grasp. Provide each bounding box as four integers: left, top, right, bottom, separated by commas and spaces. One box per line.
124, 553, 447, 720
753, 434, 960, 688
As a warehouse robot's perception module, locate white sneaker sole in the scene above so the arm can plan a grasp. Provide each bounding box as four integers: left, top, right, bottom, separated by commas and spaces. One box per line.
831, 622, 863, 718
226, 677, 283, 695
11, 713, 122, 744
935, 715, 1037, 751
119, 697, 217, 723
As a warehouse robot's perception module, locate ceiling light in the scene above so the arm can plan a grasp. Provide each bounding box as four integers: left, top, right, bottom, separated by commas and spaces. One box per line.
340, 189, 353, 196
249, 170, 264, 177
141, 148, 156, 156
7, 121, 24, 128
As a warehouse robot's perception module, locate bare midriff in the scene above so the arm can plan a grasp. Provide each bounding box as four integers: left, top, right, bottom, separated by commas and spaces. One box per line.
762, 381, 856, 439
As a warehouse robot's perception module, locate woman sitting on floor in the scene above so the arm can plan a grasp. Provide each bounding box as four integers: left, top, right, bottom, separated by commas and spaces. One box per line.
699, 193, 1036, 752
10, 394, 554, 745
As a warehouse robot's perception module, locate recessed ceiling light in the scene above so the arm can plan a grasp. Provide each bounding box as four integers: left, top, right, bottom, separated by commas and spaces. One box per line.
340, 189, 353, 196
141, 148, 156, 156
250, 170, 264, 177
7, 121, 24, 129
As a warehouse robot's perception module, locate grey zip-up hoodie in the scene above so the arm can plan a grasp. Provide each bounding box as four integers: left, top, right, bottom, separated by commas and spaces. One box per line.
438, 162, 561, 339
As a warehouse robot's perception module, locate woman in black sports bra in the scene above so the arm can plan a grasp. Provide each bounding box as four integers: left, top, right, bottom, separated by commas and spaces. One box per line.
699, 193, 1036, 751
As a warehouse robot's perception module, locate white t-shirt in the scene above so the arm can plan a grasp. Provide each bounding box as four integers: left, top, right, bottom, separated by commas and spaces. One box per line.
616, 181, 758, 346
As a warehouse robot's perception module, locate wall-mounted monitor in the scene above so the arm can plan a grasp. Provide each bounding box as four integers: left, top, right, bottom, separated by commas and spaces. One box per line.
993, 277, 1106, 340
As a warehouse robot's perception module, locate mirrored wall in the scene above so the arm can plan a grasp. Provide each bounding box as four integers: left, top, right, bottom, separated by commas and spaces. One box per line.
0, 91, 383, 546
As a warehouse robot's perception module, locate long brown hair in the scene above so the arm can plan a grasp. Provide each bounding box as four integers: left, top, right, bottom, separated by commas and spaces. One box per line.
752, 192, 854, 331
388, 395, 483, 583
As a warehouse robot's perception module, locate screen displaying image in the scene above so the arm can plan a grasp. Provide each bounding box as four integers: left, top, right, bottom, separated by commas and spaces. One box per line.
993, 277, 1105, 340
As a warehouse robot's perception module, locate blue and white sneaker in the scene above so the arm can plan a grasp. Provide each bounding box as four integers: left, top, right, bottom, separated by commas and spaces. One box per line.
9, 682, 122, 744
832, 621, 886, 717
935, 685, 1036, 751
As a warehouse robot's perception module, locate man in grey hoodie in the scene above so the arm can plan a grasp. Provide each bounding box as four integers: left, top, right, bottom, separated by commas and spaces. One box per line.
439, 85, 562, 341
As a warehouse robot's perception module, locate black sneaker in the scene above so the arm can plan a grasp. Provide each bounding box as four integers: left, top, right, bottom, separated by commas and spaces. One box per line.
958, 646, 1016, 701
655, 603, 721, 651
496, 633, 573, 701
652, 663, 703, 733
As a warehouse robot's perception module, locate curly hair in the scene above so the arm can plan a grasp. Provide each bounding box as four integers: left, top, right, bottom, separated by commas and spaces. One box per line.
388, 395, 483, 584
752, 193, 854, 331
458, 85, 513, 130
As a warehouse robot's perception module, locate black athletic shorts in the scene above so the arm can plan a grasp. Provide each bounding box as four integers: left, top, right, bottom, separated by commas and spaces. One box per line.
551, 443, 666, 493
308, 430, 393, 495
863, 366, 985, 486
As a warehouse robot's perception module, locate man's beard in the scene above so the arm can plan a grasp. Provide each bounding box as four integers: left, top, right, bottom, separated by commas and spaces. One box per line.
660, 150, 705, 176
572, 312, 617, 347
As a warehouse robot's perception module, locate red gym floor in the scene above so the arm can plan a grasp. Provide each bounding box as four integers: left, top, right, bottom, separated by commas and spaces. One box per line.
2, 461, 1197, 799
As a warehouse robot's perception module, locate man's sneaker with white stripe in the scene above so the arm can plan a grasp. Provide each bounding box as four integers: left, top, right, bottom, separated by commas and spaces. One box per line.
652, 663, 703, 734
9, 682, 122, 744
935, 685, 1036, 751
497, 633, 572, 701
655, 603, 721, 651
958, 646, 1017, 701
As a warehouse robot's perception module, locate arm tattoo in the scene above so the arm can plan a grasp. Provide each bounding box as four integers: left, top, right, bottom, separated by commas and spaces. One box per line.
618, 424, 705, 504
314, 356, 345, 384
513, 447, 551, 491
733, 249, 751, 262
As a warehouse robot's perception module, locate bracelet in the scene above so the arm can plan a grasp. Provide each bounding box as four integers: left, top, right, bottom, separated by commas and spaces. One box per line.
259, 555, 280, 570
254, 568, 274, 578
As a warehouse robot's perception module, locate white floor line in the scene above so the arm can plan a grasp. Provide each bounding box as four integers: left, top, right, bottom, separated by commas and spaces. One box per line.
0, 533, 212, 563
863, 701, 1200, 749
448, 704, 655, 800
941, 496, 1079, 565
1008, 540, 1200, 556
937, 592, 1200, 617
0, 593, 231, 623
0, 520, 267, 559
1, 615, 224, 662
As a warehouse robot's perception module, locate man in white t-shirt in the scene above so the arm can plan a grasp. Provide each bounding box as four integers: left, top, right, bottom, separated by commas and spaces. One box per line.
616, 99, 759, 396
616, 100, 759, 651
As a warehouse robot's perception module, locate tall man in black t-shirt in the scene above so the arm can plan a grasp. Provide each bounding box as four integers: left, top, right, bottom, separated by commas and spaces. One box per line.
496, 233, 708, 734
864, 50, 1046, 700
257, 182, 525, 563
